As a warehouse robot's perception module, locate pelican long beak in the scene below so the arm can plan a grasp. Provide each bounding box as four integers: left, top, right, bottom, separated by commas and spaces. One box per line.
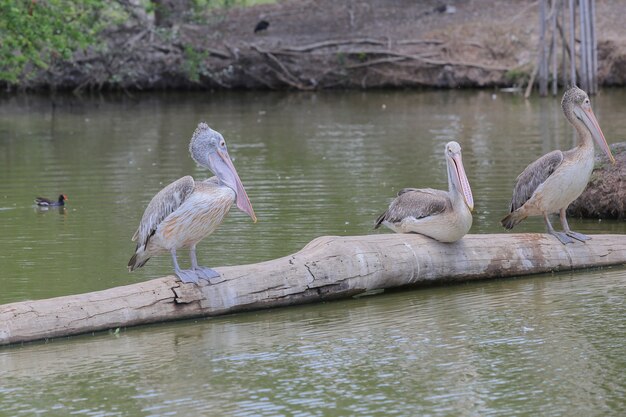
451, 153, 474, 211
575, 106, 616, 164
212, 149, 257, 222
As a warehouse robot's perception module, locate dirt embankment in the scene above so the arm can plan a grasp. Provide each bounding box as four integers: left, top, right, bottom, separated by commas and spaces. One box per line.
9, 0, 626, 91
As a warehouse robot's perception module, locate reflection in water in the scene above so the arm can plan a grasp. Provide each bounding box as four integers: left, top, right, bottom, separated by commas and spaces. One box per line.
0, 269, 624, 416
34, 205, 67, 216
1, 90, 625, 416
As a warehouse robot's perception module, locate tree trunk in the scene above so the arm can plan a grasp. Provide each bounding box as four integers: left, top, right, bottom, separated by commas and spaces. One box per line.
2, 233, 625, 346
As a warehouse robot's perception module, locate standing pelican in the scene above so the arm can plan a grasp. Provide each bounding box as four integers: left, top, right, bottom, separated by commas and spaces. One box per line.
375, 141, 474, 242
501, 87, 615, 244
128, 122, 257, 283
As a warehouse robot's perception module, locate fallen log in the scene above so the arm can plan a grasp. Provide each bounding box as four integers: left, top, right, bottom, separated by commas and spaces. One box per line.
1, 233, 625, 346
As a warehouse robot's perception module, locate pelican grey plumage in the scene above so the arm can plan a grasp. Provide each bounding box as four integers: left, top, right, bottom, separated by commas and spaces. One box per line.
501, 86, 615, 244
128, 123, 256, 283
375, 141, 474, 242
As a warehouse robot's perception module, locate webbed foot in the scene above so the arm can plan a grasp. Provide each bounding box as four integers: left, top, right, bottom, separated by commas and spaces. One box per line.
550, 231, 575, 245
195, 266, 220, 282
566, 231, 591, 242
176, 269, 200, 284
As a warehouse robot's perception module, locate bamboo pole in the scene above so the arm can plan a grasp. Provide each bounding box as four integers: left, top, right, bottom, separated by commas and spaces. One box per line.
579, 0, 589, 91
569, 0, 577, 86
551, 0, 559, 95
581, 0, 593, 94
1, 233, 626, 347
539, 0, 548, 96
560, 1, 568, 87
590, 0, 598, 94
584, 0, 593, 93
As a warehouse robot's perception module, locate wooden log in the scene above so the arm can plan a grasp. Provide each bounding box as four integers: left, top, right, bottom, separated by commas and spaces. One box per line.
1, 233, 625, 346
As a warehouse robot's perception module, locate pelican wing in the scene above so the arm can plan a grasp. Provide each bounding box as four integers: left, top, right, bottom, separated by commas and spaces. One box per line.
375, 188, 450, 229
131, 176, 195, 248
509, 150, 564, 212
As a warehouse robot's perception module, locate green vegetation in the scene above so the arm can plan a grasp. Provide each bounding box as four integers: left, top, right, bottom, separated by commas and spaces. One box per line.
182, 45, 210, 82
0, 0, 274, 87
504, 67, 531, 86
0, 0, 113, 84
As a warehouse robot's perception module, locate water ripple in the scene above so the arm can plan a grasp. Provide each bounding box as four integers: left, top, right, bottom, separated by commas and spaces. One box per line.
1, 90, 625, 416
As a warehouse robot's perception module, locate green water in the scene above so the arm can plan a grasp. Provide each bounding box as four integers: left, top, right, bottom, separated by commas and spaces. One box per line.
1, 90, 625, 416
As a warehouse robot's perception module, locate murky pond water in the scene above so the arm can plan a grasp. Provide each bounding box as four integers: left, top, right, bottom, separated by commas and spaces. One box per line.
1, 89, 625, 416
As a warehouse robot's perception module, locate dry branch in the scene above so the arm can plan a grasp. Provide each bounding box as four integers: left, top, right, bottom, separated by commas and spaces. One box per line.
344, 56, 407, 70
525, 62, 540, 98
264, 52, 307, 88
205, 47, 231, 60
397, 39, 445, 46
250, 45, 313, 90
257, 44, 510, 76
281, 38, 387, 52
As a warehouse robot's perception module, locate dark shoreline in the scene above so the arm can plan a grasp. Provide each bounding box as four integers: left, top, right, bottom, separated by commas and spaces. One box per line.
4, 0, 626, 93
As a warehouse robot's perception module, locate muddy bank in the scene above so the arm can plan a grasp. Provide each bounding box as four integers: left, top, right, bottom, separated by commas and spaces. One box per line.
6, 0, 626, 91
568, 142, 626, 220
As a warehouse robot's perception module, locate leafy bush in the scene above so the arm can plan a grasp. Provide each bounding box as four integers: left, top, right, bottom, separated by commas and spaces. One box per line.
0, 0, 107, 84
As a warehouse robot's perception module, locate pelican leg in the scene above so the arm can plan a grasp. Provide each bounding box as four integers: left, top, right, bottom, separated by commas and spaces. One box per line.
171, 248, 199, 284
190, 245, 220, 281
543, 213, 574, 244
560, 209, 591, 242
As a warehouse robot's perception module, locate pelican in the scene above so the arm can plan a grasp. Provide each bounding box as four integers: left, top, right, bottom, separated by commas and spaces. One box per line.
128, 122, 257, 283
501, 86, 615, 244
374, 141, 474, 242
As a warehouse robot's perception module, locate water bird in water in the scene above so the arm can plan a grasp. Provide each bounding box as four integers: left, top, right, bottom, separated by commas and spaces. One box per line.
254, 19, 269, 33
35, 194, 68, 207
128, 123, 257, 284
375, 141, 474, 242
501, 86, 615, 244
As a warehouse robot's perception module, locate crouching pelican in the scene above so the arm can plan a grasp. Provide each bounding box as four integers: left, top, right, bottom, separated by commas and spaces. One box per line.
501, 86, 615, 244
375, 141, 474, 242
128, 122, 257, 283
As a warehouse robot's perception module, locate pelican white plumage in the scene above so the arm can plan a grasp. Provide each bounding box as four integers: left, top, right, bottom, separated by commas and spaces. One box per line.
128, 122, 256, 283
501, 86, 615, 244
375, 141, 474, 242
